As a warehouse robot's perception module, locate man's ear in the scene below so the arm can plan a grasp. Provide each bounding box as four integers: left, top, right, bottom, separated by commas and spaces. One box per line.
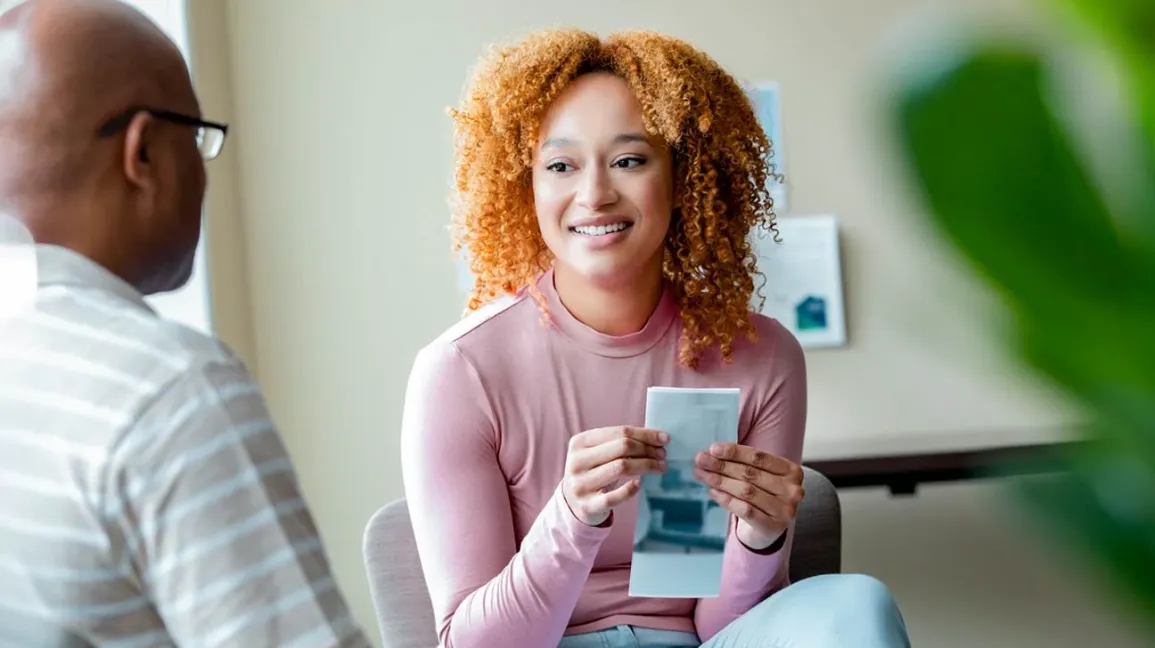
122, 112, 156, 190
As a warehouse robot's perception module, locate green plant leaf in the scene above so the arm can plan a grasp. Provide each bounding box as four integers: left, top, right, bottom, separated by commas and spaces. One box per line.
1014, 439, 1155, 628
890, 41, 1155, 416
1046, 0, 1155, 254
1015, 311, 1155, 464
889, 36, 1155, 631
891, 43, 1140, 315
1047, 0, 1155, 95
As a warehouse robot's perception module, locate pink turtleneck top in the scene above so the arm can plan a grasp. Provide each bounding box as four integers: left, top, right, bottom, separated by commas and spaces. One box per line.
399, 270, 808, 648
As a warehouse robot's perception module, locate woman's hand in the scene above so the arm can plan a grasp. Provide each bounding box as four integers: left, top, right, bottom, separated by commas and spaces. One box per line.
693, 443, 804, 549
562, 426, 668, 526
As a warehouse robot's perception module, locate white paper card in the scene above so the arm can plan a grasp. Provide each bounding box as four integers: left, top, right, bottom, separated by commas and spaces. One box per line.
628, 387, 740, 598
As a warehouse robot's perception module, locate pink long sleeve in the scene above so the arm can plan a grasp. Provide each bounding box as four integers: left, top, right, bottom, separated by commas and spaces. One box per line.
399, 339, 612, 648
694, 327, 809, 641
398, 273, 810, 642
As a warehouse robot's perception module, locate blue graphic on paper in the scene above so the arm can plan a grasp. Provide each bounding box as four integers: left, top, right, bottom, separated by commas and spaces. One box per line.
795, 295, 828, 331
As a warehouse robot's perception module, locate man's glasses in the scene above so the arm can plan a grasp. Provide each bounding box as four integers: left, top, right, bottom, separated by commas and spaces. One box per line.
99, 108, 229, 161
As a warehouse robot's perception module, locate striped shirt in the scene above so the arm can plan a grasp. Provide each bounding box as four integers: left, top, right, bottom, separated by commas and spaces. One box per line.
0, 245, 371, 647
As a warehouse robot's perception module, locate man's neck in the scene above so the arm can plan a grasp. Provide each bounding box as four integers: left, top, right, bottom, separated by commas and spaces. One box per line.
18, 203, 144, 292
552, 262, 665, 336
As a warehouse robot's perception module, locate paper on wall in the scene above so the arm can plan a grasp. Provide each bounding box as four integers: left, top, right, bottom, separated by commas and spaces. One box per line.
744, 80, 788, 214
751, 214, 848, 349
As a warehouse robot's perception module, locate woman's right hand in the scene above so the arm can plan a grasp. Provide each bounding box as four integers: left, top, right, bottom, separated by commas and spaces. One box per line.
562, 426, 669, 526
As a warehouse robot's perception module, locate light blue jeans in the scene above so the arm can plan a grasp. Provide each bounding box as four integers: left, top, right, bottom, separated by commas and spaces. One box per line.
558, 574, 911, 648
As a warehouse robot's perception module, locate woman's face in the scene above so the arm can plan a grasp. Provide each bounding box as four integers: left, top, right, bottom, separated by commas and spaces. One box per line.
532, 72, 673, 290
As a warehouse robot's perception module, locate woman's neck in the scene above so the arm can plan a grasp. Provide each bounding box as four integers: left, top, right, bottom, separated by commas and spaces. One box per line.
551, 262, 665, 336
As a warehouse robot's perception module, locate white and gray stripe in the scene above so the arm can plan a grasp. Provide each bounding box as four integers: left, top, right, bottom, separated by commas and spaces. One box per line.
0, 245, 369, 647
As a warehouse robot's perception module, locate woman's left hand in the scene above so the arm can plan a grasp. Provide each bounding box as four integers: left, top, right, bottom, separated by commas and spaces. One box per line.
694, 443, 805, 550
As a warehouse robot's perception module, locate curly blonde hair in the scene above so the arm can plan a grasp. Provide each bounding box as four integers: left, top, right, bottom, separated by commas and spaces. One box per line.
449, 28, 781, 369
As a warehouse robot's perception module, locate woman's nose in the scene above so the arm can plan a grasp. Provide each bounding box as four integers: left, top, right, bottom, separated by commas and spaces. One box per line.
575, 166, 618, 210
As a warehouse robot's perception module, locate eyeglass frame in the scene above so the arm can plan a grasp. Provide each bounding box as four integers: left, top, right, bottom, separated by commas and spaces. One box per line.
98, 107, 229, 161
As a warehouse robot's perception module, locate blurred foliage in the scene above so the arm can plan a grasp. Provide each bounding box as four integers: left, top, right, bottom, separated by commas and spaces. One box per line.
887, 0, 1155, 631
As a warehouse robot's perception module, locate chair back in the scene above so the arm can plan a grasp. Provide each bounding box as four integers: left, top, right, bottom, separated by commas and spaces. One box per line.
363, 467, 841, 648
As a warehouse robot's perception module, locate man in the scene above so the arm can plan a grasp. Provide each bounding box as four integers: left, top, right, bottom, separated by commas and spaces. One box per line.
0, 1, 372, 645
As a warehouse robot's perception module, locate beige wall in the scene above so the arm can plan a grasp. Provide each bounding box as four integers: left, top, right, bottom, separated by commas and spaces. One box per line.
186, 0, 256, 369
187, 0, 1148, 645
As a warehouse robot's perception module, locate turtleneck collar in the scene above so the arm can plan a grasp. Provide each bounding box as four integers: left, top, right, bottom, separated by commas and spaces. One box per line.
539, 267, 679, 358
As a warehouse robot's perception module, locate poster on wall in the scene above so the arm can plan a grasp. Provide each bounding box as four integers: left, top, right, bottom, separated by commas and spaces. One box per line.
744, 80, 788, 213
751, 214, 847, 349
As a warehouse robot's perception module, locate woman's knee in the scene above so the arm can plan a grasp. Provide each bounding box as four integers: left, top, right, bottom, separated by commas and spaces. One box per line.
798, 574, 908, 644
704, 574, 909, 647
810, 573, 900, 611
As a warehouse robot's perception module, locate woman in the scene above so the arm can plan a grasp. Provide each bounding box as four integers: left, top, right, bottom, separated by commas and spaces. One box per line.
400, 28, 911, 648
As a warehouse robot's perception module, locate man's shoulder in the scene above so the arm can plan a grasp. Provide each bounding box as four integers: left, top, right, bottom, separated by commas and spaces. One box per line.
27, 285, 253, 410
149, 317, 241, 370
113, 311, 258, 415
54, 285, 240, 367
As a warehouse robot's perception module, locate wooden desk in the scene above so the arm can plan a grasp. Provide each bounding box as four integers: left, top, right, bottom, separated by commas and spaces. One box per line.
801, 428, 1084, 495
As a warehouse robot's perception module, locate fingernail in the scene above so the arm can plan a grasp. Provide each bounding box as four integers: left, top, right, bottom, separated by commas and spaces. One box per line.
659, 460, 668, 471
658, 448, 667, 458
710, 444, 724, 456
658, 432, 669, 443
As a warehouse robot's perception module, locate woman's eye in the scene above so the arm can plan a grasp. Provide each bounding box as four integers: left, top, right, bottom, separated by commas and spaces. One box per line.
546, 161, 573, 173
613, 156, 646, 169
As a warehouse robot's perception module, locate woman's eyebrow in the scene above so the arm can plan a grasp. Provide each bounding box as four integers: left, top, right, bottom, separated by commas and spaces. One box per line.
540, 132, 651, 150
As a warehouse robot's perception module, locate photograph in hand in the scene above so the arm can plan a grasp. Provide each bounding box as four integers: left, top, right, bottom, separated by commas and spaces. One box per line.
629, 387, 740, 598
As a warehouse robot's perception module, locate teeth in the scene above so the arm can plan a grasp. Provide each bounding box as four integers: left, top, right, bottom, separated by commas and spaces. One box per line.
573, 223, 630, 236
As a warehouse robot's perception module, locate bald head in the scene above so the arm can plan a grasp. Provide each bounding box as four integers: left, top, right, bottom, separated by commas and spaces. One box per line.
0, 0, 209, 294
0, 0, 192, 197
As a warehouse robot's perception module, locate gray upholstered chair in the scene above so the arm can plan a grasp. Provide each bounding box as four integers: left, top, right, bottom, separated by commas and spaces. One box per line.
363, 466, 841, 648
